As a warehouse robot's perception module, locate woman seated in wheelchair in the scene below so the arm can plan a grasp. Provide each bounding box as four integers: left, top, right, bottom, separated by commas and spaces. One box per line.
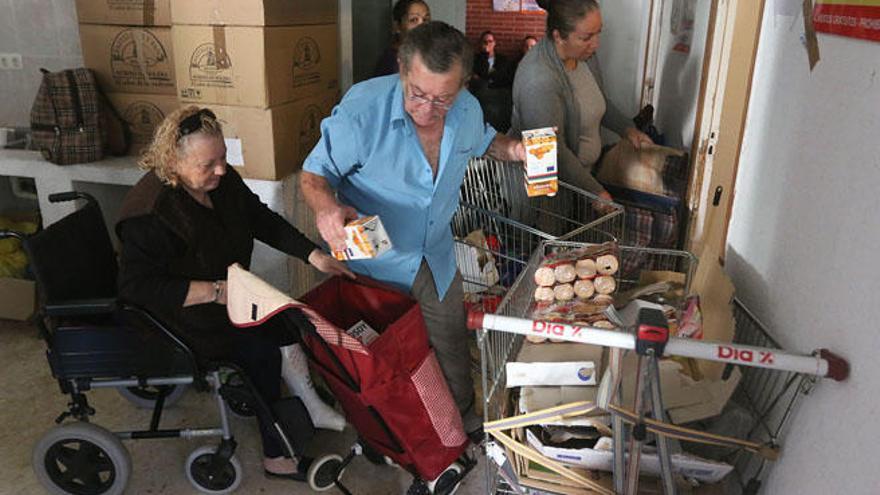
115, 106, 354, 480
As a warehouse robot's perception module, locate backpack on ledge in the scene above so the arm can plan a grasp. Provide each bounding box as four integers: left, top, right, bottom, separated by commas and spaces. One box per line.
30, 68, 130, 165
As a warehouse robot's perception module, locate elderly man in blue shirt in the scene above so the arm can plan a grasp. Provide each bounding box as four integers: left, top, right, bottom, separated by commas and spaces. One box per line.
301, 21, 525, 441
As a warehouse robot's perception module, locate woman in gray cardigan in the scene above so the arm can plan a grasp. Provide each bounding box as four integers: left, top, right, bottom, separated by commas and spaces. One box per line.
510, 0, 652, 197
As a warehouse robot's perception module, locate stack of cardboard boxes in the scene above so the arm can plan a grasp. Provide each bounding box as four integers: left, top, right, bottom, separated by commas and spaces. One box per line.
171, 0, 339, 180
76, 0, 179, 155
75, 0, 339, 180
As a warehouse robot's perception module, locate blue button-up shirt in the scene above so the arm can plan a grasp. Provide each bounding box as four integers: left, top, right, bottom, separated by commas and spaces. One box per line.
303, 75, 496, 299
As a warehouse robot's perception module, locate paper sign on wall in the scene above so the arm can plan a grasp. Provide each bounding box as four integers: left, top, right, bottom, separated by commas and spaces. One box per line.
813, 0, 880, 42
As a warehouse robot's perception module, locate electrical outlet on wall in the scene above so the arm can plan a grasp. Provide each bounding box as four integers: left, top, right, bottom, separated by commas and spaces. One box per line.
0, 53, 23, 70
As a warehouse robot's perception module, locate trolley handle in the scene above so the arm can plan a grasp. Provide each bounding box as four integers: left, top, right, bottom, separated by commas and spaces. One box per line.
470, 311, 851, 382
49, 191, 96, 204
817, 349, 850, 382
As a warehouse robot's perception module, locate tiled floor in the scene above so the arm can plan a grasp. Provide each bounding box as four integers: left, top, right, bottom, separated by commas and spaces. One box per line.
0, 320, 488, 495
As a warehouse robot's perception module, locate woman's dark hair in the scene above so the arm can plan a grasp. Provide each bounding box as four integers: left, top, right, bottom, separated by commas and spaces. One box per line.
393, 0, 428, 25
390, 0, 429, 46
537, 0, 600, 39
399, 21, 473, 80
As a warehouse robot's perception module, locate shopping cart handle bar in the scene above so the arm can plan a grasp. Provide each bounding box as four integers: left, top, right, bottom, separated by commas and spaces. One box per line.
467, 311, 485, 331
477, 313, 850, 380
819, 349, 850, 382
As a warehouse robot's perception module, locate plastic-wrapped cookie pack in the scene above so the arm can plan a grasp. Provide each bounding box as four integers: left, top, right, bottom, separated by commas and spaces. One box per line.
528, 242, 621, 343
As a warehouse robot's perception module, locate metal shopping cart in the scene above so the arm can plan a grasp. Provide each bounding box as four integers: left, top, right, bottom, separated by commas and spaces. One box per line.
473, 240, 848, 494
478, 241, 696, 494
452, 158, 625, 301
715, 299, 821, 495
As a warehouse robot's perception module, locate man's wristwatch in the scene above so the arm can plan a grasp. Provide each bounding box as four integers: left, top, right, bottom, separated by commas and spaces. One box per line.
212, 281, 223, 303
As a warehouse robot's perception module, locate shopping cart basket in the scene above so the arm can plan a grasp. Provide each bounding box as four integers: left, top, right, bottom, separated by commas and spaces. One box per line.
477, 240, 697, 493
713, 299, 822, 495
452, 157, 625, 299
470, 241, 847, 494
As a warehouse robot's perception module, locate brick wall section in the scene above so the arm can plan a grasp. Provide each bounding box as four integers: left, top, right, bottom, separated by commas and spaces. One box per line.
466, 0, 547, 58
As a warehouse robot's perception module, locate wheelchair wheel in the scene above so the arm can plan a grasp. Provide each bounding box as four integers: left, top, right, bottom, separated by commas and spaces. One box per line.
185, 445, 242, 494
220, 372, 256, 419
225, 395, 256, 419
426, 462, 464, 495
118, 384, 187, 409
307, 454, 345, 492
33, 422, 131, 495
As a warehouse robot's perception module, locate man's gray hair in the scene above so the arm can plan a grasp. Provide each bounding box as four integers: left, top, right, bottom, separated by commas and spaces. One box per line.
398, 21, 473, 80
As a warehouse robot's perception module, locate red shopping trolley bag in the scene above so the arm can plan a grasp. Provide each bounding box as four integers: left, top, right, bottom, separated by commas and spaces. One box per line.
227, 265, 468, 480
297, 275, 468, 480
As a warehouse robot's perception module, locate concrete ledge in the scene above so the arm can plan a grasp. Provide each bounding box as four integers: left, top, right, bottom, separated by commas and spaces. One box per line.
0, 150, 302, 292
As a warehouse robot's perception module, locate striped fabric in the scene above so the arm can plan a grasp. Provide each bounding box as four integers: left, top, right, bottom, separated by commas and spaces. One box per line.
411, 352, 467, 448
297, 305, 369, 355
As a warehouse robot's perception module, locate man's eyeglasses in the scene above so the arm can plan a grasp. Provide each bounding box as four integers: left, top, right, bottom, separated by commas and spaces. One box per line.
178, 109, 216, 140
406, 86, 454, 111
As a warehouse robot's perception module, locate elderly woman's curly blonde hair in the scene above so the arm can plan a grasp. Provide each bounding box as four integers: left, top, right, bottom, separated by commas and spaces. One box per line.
138, 105, 224, 187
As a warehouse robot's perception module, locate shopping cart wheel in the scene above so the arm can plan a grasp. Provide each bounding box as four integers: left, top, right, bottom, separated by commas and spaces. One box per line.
118, 384, 187, 409
185, 445, 242, 494
426, 462, 464, 495
307, 454, 345, 491
33, 422, 132, 495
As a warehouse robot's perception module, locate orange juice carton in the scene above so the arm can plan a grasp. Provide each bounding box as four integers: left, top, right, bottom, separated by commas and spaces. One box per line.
522, 127, 558, 197
332, 215, 392, 260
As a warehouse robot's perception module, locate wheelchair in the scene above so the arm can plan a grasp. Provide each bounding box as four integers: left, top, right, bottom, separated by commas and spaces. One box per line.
1, 192, 341, 494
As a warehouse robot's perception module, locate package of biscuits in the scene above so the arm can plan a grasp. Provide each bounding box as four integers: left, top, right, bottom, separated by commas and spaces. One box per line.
522, 127, 558, 197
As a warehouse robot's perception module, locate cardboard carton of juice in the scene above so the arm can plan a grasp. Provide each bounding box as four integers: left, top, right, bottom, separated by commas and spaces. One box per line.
332, 215, 393, 260
522, 127, 558, 197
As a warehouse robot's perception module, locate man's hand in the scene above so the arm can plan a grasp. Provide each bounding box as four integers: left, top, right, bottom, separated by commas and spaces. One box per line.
487, 134, 526, 162
594, 190, 618, 215
624, 127, 653, 149
315, 203, 359, 253
308, 249, 356, 279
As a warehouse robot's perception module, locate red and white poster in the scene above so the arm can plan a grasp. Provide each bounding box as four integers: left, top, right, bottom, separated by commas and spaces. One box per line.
813, 0, 880, 42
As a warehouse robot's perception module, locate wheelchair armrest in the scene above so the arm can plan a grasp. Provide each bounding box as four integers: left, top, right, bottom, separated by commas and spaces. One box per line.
44, 298, 117, 316
118, 304, 201, 378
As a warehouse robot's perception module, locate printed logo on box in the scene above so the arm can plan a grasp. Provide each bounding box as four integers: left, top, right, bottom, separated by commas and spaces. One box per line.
110, 29, 173, 88
188, 43, 234, 89
577, 366, 594, 382
298, 104, 322, 162
122, 101, 165, 148
292, 36, 321, 88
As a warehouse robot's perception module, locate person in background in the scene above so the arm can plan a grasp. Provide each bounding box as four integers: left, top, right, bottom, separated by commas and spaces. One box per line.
302, 22, 525, 443
116, 106, 353, 481
471, 30, 514, 89
510, 0, 652, 198
374, 0, 431, 76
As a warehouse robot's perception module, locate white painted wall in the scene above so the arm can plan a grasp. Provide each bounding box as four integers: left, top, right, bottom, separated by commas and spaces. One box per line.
653, 0, 711, 149
597, 0, 650, 122
726, 7, 880, 494
597, 0, 708, 148
423, 0, 467, 31
0, 0, 83, 127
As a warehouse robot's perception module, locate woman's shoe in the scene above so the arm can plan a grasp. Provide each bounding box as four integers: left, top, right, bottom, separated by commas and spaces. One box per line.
264, 457, 313, 481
